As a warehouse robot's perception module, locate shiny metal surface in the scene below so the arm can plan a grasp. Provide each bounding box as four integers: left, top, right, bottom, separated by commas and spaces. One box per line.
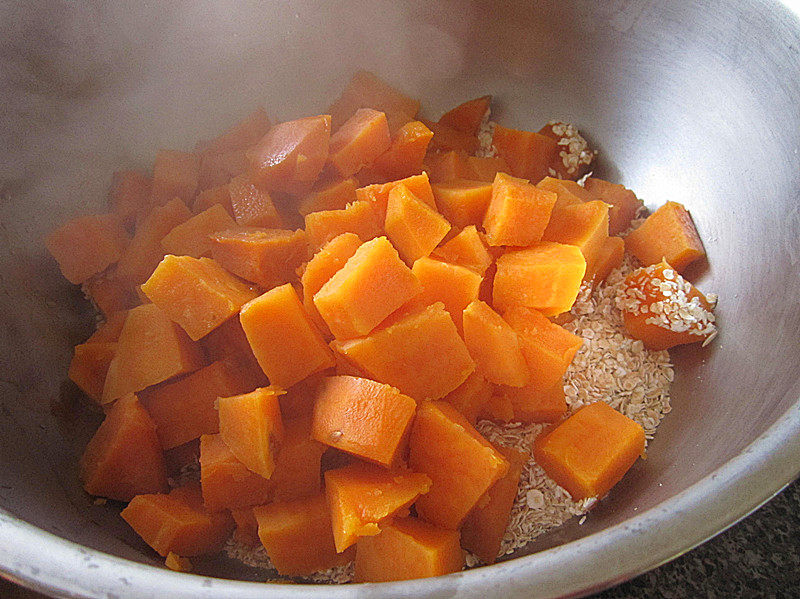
1, 1, 799, 597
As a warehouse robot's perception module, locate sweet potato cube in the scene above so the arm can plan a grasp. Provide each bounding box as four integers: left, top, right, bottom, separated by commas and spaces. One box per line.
240, 283, 335, 387
46, 214, 129, 284
411, 257, 481, 333
534, 402, 645, 499
102, 304, 203, 403
536, 176, 596, 210
253, 494, 352, 576
624, 201, 706, 273
461, 446, 527, 564
199, 433, 273, 511
328, 70, 420, 132
543, 200, 610, 278
424, 149, 473, 183
483, 172, 557, 247
466, 155, 510, 183
83, 271, 135, 318
422, 119, 479, 154
385, 184, 451, 265
298, 178, 358, 216
248, 114, 331, 194
108, 170, 152, 226
270, 416, 327, 501
480, 394, 516, 423
86, 310, 128, 344
197, 107, 271, 155
311, 376, 417, 466
438, 95, 491, 136
586, 235, 624, 285
333, 303, 475, 401
313, 236, 421, 339
355, 172, 436, 220
69, 342, 117, 402
227, 173, 283, 228
150, 150, 200, 207
503, 306, 583, 392
493, 242, 586, 315
328, 108, 391, 178
442, 371, 493, 425
197, 148, 249, 191
354, 517, 463, 582
160, 204, 236, 258
409, 401, 509, 529
80, 393, 168, 501
304, 200, 382, 251
210, 227, 307, 288
431, 225, 492, 276
462, 300, 530, 387
503, 380, 567, 423
325, 462, 431, 552
200, 317, 268, 388
492, 124, 558, 183
584, 178, 643, 235
121, 483, 233, 556
431, 179, 493, 229
371, 120, 433, 180
141, 255, 258, 341
619, 261, 716, 350
116, 198, 193, 286
231, 508, 260, 547
140, 360, 252, 449
218, 386, 284, 479
193, 184, 233, 217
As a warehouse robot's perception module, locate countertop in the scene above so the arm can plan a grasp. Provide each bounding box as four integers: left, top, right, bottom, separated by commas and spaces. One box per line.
2, 478, 798, 598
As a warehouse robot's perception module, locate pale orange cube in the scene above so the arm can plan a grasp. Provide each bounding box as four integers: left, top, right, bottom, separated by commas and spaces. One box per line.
304, 200, 382, 251
46, 214, 129, 284
431, 179, 493, 229
466, 155, 511, 182
543, 200, 610, 278
199, 433, 273, 512
160, 204, 236, 258
584, 178, 643, 235
328, 108, 391, 177
536, 176, 596, 210
483, 172, 557, 247
150, 149, 200, 206
69, 342, 117, 402
298, 177, 358, 216
442, 371, 493, 425
431, 225, 493, 276
503, 380, 568, 423
355, 172, 436, 220
228, 173, 283, 228
586, 235, 625, 285
385, 184, 451, 265
193, 183, 233, 216
371, 120, 433, 181
411, 256, 481, 333
424, 149, 473, 183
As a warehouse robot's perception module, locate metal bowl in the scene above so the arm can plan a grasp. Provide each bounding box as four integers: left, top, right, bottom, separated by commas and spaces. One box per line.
1, 1, 799, 597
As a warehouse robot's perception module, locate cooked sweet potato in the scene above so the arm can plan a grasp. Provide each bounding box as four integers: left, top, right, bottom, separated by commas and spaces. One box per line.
431, 179, 493, 229
355, 172, 436, 219
298, 178, 358, 216
328, 71, 419, 132
466, 156, 510, 183
227, 173, 283, 229
193, 182, 234, 215
160, 204, 237, 259
411, 257, 481, 333
542, 200, 610, 279
384, 184, 451, 265
199, 433, 273, 512
108, 170, 151, 226
69, 341, 117, 402
492, 125, 558, 183
583, 178, 643, 236
438, 95, 491, 135
304, 200, 382, 251
46, 214, 129, 285
422, 119, 479, 154
431, 224, 493, 276
270, 416, 327, 501
441, 371, 493, 425
371, 120, 433, 180
424, 149, 474, 183
503, 380, 567, 423
150, 150, 200, 207
483, 172, 557, 247
328, 108, 391, 178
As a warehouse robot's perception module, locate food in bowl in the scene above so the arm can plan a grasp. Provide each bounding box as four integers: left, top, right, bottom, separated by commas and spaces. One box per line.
45, 71, 717, 583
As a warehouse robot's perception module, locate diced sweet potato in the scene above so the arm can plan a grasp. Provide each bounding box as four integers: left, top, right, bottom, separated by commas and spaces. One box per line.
253, 494, 352, 576
304, 200, 382, 251
193, 183, 234, 216
83, 270, 135, 318
102, 304, 203, 404
227, 173, 283, 228
438, 96, 491, 135
311, 376, 417, 467
313, 236, 421, 339
141, 255, 258, 341
466, 156, 510, 182
536, 177, 595, 210
355, 173, 436, 220
422, 119, 479, 154
480, 394, 516, 422
80, 393, 168, 501
483, 172, 557, 247
325, 462, 431, 552
86, 310, 128, 344
442, 371, 493, 425
240, 283, 335, 388
431, 226, 491, 277
462, 300, 530, 387
199, 433, 273, 511
461, 445, 527, 564
503, 380, 567, 423
328, 108, 391, 178
69, 341, 117, 402
298, 178, 358, 216
328, 71, 420, 132
384, 184, 451, 265
121, 483, 234, 556
333, 302, 475, 401
411, 257, 481, 333
624, 201, 706, 273
354, 517, 463, 582
492, 125, 558, 183
116, 198, 193, 286
46, 214, 129, 285
160, 204, 236, 258
150, 150, 200, 207
409, 401, 509, 529
231, 508, 260, 547
371, 120, 433, 180
503, 306, 582, 392
586, 235, 624, 285
218, 386, 284, 479
270, 416, 327, 501
210, 227, 307, 288
199, 317, 268, 388
424, 150, 473, 183
543, 200, 610, 278
583, 178, 643, 235
431, 179, 493, 229
108, 170, 152, 226
248, 114, 331, 194
197, 148, 249, 191
533, 402, 645, 500
493, 242, 586, 315
197, 107, 271, 155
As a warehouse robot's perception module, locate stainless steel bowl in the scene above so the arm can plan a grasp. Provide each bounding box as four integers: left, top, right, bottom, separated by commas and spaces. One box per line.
1, 1, 799, 597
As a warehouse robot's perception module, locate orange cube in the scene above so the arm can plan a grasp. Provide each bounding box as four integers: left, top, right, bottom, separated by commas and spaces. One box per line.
210, 227, 307, 288
197, 107, 271, 155
150, 150, 200, 206
325, 462, 431, 552
533, 402, 645, 500
493, 242, 586, 315
253, 494, 352, 576
160, 204, 236, 258
304, 200, 382, 251
479, 394, 516, 423
584, 178, 643, 235
328, 108, 391, 177
409, 401, 509, 529
121, 483, 233, 556
313, 236, 421, 339
492, 124, 558, 183
80, 393, 168, 501
108, 170, 151, 226
536, 176, 596, 210
504, 380, 568, 423
624, 201, 706, 273
503, 306, 583, 392
197, 148, 249, 191
328, 70, 419, 132
354, 517, 463, 582
83, 271, 135, 318
411, 257, 481, 333
442, 371, 493, 425
422, 119, 479, 154
193, 183, 233, 216
311, 375, 417, 466
431, 225, 492, 277
355, 172, 436, 220
69, 342, 117, 402
333, 302, 475, 401
371, 120, 433, 180
240, 283, 335, 388
483, 172, 557, 247
385, 184, 451, 265
431, 179, 493, 229
199, 433, 273, 512
424, 149, 473, 183
102, 304, 203, 404
543, 200, 610, 277
438, 95, 491, 135
141, 255, 258, 341
86, 310, 128, 344
46, 214, 129, 284
270, 416, 327, 501
228, 173, 283, 228
586, 235, 624, 285
297, 178, 358, 216
466, 156, 511, 182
